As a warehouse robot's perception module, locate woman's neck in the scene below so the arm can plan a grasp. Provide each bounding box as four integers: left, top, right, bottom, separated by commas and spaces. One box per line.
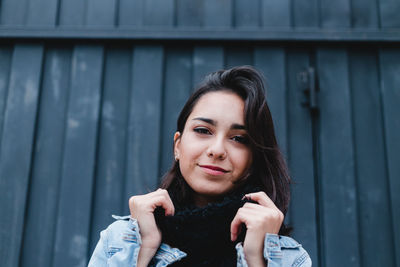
192, 193, 223, 207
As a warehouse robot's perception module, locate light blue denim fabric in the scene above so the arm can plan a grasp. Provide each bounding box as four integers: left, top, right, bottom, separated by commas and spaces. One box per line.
88, 215, 311, 267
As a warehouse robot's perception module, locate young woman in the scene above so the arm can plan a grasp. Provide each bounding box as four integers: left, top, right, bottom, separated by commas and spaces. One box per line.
88, 66, 311, 267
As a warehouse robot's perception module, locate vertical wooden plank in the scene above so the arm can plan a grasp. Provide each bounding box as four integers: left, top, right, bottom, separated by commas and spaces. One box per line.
0, 44, 43, 267
89, 46, 131, 254
20, 47, 72, 267
379, 0, 400, 28
177, 0, 203, 27
159, 47, 192, 176
0, 0, 28, 25
143, 0, 174, 26
26, 0, 59, 26
254, 47, 288, 154
0, 45, 12, 151
204, 0, 232, 27
379, 49, 400, 266
351, 0, 379, 28
124, 45, 164, 201
52, 45, 103, 267
320, 0, 351, 27
349, 49, 395, 267
317, 48, 360, 267
261, 0, 291, 27
225, 46, 253, 68
58, 0, 86, 26
286, 49, 319, 265
118, 0, 144, 26
254, 47, 291, 227
87, 0, 117, 26
253, 46, 294, 233
292, 0, 319, 27
234, 0, 260, 28
192, 46, 224, 88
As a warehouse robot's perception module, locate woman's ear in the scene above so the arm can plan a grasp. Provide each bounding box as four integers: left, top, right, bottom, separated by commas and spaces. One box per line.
173, 131, 181, 161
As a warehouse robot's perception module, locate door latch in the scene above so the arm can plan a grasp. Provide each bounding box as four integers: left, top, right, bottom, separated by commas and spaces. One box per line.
297, 67, 318, 110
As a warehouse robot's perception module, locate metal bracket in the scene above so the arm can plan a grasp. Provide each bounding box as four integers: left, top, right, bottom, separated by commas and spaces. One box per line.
297, 67, 319, 110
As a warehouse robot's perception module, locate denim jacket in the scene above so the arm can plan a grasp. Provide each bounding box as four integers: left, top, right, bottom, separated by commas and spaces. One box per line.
88, 215, 311, 267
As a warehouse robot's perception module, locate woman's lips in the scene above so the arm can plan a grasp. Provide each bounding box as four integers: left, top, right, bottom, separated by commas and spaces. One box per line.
199, 165, 228, 176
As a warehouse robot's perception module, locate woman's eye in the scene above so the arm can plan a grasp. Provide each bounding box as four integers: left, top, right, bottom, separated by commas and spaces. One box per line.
194, 128, 211, 135
232, 135, 249, 144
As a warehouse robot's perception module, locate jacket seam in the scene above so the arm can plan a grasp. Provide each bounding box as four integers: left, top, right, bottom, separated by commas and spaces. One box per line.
292, 251, 309, 267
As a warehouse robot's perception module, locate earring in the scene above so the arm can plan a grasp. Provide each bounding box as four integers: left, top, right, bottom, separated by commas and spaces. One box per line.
174, 154, 179, 161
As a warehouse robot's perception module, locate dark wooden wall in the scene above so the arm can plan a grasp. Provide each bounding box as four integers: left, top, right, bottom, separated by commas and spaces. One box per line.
0, 1, 399, 267
0, 0, 399, 40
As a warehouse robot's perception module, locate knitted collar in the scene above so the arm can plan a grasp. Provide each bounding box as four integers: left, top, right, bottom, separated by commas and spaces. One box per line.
154, 185, 259, 266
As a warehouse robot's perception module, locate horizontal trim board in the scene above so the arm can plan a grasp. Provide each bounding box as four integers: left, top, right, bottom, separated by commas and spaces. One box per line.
0, 27, 400, 42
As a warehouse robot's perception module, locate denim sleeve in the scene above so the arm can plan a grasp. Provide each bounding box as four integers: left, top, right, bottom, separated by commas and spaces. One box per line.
149, 243, 187, 267
87, 217, 142, 267
236, 234, 312, 267
87, 228, 109, 267
264, 234, 311, 266
88, 216, 186, 267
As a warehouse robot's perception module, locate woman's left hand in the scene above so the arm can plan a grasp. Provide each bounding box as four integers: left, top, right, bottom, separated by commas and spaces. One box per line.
230, 192, 284, 267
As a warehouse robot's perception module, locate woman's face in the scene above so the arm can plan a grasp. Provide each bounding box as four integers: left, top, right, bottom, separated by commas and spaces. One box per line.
174, 91, 252, 206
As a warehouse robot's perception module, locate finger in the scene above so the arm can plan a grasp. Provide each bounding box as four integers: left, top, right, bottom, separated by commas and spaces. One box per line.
245, 191, 277, 209
230, 208, 251, 241
230, 212, 242, 242
241, 202, 285, 234
237, 205, 269, 224
151, 193, 175, 216
163, 192, 175, 216
241, 202, 280, 215
242, 202, 265, 210
156, 189, 175, 216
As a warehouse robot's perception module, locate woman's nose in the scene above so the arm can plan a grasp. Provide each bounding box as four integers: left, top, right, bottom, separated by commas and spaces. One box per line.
206, 137, 227, 160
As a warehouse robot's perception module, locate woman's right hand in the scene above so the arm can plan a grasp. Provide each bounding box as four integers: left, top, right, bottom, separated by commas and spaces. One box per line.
129, 189, 175, 267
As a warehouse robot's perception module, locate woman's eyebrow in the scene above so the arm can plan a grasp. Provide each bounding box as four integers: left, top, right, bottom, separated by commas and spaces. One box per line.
231, 123, 245, 130
192, 117, 245, 130
193, 117, 215, 125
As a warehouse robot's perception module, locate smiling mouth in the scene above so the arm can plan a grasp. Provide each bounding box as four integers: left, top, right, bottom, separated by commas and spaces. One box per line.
199, 165, 229, 175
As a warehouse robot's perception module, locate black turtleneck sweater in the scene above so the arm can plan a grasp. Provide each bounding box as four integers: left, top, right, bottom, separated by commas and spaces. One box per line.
154, 185, 260, 267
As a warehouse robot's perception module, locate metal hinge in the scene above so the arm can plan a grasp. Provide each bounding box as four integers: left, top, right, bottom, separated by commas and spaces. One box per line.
297, 67, 319, 110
